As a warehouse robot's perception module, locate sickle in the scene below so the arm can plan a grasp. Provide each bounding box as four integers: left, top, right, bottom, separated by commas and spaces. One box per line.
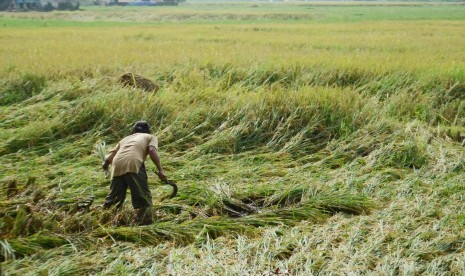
162, 179, 178, 198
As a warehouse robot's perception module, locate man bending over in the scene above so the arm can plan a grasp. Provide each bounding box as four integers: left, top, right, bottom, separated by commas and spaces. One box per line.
102, 121, 167, 225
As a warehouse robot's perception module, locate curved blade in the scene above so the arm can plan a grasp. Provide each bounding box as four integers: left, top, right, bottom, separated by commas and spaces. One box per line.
162, 180, 178, 198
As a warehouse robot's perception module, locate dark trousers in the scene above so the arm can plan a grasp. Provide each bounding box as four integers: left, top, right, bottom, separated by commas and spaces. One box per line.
103, 164, 153, 212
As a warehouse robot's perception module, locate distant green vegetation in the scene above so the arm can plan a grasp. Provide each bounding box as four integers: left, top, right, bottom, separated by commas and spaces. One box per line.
1, 3, 465, 27
1, 2, 465, 275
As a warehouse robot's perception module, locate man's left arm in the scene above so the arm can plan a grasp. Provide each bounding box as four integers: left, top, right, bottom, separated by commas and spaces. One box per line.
148, 146, 167, 181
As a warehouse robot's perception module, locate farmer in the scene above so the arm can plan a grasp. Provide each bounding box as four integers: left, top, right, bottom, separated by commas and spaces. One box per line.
101, 121, 167, 225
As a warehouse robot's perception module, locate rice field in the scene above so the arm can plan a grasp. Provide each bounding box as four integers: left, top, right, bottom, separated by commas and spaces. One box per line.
1, 2, 465, 275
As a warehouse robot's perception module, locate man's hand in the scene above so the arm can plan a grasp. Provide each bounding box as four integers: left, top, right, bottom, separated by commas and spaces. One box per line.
102, 150, 117, 172
156, 170, 168, 182
102, 160, 110, 171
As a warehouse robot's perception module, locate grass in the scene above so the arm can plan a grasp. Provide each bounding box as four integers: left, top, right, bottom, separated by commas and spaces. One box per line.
1, 2, 465, 275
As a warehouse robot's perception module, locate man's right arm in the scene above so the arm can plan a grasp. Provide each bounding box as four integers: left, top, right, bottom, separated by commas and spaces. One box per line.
102, 145, 119, 171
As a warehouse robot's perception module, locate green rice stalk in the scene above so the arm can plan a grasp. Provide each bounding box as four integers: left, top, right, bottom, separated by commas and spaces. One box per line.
94, 140, 109, 177
6, 232, 67, 258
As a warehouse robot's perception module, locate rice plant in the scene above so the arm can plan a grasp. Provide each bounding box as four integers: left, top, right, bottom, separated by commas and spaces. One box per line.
94, 140, 109, 177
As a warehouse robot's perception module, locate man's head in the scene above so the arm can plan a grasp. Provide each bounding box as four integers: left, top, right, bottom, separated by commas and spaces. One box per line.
132, 121, 151, 134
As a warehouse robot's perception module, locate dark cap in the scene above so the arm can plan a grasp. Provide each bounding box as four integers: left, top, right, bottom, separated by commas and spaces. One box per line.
132, 121, 151, 134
